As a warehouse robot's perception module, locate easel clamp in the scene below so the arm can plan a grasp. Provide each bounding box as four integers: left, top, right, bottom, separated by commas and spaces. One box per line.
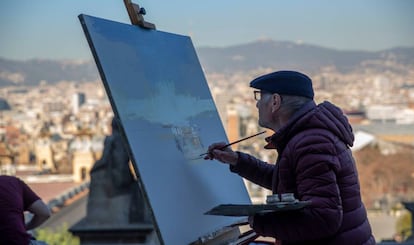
123, 0, 156, 29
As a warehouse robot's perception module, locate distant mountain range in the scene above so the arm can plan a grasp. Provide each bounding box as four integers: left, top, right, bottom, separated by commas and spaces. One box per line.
0, 58, 98, 87
1, 40, 413, 87
197, 40, 414, 74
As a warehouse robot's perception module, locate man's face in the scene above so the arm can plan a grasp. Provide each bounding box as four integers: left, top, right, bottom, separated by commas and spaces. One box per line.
254, 90, 272, 128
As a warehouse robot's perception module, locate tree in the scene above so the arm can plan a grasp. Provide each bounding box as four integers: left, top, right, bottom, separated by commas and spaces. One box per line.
396, 210, 412, 241
35, 223, 79, 245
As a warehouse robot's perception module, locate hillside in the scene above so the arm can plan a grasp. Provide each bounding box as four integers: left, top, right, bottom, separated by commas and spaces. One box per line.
0, 58, 99, 87
197, 40, 414, 74
1, 40, 413, 87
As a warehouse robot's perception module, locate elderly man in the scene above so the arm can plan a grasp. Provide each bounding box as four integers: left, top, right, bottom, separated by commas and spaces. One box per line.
205, 70, 375, 245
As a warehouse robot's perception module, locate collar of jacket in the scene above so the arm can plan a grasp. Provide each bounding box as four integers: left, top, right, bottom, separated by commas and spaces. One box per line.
264, 100, 317, 151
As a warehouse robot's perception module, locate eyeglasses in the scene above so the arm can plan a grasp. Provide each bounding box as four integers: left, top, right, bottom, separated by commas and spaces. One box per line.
253, 90, 282, 102
253, 90, 269, 101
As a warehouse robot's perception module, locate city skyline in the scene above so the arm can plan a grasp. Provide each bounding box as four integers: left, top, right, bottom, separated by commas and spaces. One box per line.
1, 0, 414, 60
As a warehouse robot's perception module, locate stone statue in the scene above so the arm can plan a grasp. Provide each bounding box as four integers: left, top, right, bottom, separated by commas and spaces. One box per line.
70, 118, 155, 244
87, 117, 148, 224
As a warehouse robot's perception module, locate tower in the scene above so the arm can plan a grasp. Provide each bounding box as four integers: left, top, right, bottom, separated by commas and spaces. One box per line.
72, 92, 86, 114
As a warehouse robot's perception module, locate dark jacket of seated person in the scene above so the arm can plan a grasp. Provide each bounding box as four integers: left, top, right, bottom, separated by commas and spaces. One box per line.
0, 175, 51, 245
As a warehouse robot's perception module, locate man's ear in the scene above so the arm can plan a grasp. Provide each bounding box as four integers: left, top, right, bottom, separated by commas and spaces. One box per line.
271, 93, 282, 113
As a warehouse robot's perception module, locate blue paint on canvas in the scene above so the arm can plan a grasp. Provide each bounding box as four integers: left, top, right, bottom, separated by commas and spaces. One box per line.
79, 14, 251, 245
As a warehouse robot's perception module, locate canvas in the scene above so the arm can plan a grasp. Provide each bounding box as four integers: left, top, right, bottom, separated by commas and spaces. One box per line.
79, 14, 251, 244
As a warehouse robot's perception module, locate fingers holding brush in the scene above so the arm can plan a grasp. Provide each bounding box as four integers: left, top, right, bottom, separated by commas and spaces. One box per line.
204, 142, 227, 160
204, 142, 238, 165
202, 131, 265, 163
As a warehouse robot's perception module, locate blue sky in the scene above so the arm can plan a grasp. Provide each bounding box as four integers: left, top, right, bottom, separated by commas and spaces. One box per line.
1, 0, 413, 60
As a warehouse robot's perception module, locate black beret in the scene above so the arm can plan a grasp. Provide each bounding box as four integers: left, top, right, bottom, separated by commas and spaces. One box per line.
250, 70, 314, 99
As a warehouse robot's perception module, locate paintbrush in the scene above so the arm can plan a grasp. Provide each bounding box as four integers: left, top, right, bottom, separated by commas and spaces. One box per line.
199, 131, 267, 157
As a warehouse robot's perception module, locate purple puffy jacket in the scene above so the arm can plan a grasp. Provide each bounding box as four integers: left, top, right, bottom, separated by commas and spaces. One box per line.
230, 101, 376, 245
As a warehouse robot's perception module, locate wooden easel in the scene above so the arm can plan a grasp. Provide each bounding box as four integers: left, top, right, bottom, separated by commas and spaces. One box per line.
190, 219, 259, 245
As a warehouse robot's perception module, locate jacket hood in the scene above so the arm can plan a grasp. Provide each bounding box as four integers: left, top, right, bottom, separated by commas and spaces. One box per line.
268, 101, 354, 149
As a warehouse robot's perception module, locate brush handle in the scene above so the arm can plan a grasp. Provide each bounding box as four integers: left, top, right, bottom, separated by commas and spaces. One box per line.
200, 131, 266, 157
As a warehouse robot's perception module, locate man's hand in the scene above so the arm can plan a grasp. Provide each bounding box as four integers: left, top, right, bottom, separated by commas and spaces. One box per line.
204, 142, 238, 166
248, 215, 254, 228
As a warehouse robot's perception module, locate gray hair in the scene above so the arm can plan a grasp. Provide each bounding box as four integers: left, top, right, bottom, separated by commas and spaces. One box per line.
279, 95, 312, 117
